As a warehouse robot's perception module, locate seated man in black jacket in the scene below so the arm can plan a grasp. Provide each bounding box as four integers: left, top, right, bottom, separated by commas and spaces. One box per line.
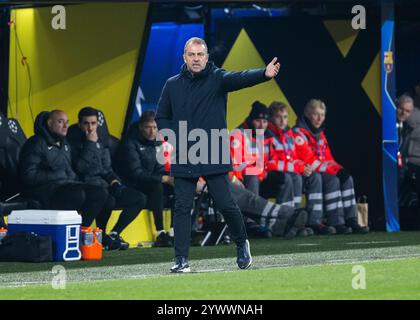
116, 111, 174, 247
19, 110, 108, 229
68, 107, 147, 250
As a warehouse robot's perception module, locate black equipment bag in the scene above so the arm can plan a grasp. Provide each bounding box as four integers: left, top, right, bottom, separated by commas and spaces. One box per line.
0, 232, 53, 262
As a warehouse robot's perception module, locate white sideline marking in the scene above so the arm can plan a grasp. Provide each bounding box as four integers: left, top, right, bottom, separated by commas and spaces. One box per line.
296, 243, 320, 246
346, 241, 399, 245
193, 269, 225, 273
387, 253, 420, 259
2, 245, 420, 289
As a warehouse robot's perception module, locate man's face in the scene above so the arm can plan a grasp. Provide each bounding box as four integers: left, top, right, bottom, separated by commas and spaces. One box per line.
397, 101, 414, 122
48, 111, 69, 137
141, 120, 158, 141
308, 108, 325, 129
271, 110, 288, 130
79, 115, 98, 135
252, 119, 268, 131
183, 42, 208, 74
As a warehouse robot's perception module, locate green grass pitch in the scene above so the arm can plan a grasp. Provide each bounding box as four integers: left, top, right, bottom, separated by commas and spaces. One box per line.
1, 232, 420, 300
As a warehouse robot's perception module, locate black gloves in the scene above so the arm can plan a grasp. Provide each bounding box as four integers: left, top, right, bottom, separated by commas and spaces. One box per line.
110, 181, 126, 198
336, 168, 351, 183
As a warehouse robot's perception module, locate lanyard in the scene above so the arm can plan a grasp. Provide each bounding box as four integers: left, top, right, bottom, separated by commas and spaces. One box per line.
281, 132, 294, 160
316, 138, 326, 160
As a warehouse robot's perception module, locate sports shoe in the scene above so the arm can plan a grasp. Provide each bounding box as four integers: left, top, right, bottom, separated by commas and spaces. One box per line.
297, 227, 310, 237
284, 209, 308, 240
236, 240, 252, 270
103, 231, 129, 251
154, 232, 174, 247
303, 227, 315, 236
346, 219, 369, 234
335, 224, 353, 235
311, 224, 336, 235
249, 225, 272, 239
170, 256, 191, 273
246, 220, 272, 238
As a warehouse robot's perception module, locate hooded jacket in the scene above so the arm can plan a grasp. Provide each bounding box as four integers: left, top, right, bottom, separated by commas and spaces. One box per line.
67, 124, 119, 188
156, 61, 270, 177
116, 121, 168, 188
19, 111, 77, 203
293, 117, 342, 175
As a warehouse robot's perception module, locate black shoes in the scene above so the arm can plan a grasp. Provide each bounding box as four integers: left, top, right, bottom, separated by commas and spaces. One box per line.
154, 232, 174, 247
297, 227, 315, 237
246, 219, 272, 239
284, 209, 308, 240
346, 219, 370, 234
103, 231, 129, 251
170, 240, 252, 273
236, 240, 252, 270
170, 256, 191, 273
335, 224, 353, 235
310, 223, 337, 235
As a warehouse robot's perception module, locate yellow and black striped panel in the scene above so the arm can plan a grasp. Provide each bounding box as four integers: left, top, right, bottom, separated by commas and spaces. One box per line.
213, 15, 384, 227
224, 28, 297, 129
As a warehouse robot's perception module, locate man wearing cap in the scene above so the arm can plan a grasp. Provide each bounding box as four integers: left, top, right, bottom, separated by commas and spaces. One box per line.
230, 101, 278, 195
156, 37, 280, 273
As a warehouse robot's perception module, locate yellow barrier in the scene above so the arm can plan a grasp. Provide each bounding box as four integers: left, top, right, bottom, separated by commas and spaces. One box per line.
101, 209, 172, 248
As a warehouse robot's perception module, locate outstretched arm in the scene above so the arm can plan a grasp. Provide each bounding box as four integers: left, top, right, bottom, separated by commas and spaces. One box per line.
264, 57, 281, 78
221, 57, 281, 92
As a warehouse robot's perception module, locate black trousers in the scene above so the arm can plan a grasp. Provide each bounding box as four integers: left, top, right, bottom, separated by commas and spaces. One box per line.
0, 215, 5, 228
407, 163, 420, 204
96, 186, 146, 234
136, 181, 174, 231
174, 174, 248, 258
49, 183, 108, 227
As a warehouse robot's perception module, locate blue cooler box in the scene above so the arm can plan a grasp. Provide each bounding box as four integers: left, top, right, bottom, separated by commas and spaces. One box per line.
8, 210, 82, 261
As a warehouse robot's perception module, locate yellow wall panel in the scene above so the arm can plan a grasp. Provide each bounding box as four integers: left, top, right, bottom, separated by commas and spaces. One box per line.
223, 29, 297, 129
8, 2, 148, 137
362, 52, 382, 115
323, 20, 359, 58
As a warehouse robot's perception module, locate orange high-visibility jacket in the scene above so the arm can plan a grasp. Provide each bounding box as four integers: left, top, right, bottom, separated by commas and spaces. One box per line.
267, 122, 306, 175
230, 121, 277, 181
292, 119, 342, 175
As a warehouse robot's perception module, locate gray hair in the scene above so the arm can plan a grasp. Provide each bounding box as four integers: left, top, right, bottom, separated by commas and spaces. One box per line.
396, 93, 413, 107
184, 37, 208, 54
304, 99, 327, 118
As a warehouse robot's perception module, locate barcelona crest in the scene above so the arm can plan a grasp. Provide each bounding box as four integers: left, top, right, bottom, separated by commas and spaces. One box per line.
384, 51, 393, 74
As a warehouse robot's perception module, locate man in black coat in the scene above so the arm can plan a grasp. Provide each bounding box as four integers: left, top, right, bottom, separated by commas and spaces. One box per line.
19, 110, 108, 228
156, 37, 280, 272
68, 107, 147, 250
116, 111, 175, 247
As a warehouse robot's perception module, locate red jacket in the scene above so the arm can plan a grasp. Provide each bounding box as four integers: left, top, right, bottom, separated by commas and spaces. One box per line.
267, 122, 306, 175
293, 118, 342, 175
230, 120, 276, 181
161, 141, 172, 173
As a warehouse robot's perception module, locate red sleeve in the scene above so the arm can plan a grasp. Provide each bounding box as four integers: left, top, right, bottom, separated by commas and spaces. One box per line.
322, 136, 342, 174
265, 138, 278, 173
230, 131, 246, 180
162, 142, 172, 173
293, 131, 320, 170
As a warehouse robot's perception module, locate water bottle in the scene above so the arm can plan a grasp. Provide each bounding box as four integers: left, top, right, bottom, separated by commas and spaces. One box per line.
81, 227, 93, 246
0, 228, 7, 244
93, 227, 102, 244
